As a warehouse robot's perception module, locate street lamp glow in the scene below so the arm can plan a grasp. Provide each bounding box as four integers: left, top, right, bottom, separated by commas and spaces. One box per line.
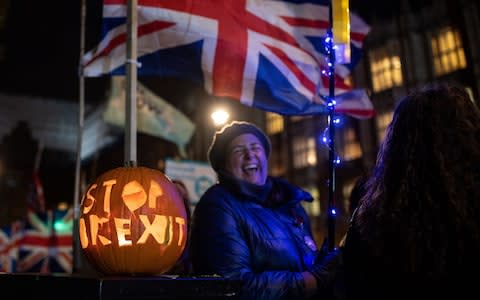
211, 108, 230, 126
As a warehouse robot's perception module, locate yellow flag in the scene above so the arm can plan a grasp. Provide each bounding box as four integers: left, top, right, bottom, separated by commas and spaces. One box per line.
332, 0, 351, 64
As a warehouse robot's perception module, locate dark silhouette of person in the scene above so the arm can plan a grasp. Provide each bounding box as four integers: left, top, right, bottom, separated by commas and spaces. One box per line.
341, 84, 480, 299
169, 179, 193, 275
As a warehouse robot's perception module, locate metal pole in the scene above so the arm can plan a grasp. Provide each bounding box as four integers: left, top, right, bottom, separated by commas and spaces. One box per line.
125, 0, 138, 165
327, 2, 337, 251
73, 0, 86, 273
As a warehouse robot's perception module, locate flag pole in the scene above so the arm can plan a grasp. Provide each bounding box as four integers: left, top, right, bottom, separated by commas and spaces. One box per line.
327, 35, 336, 250
326, 1, 337, 251
33, 140, 46, 213
125, 0, 138, 166
327, 0, 351, 250
73, 0, 87, 273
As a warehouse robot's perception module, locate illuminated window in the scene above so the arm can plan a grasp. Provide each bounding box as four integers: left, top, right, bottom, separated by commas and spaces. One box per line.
292, 136, 317, 168
269, 148, 285, 177
265, 112, 284, 135
343, 127, 362, 160
342, 180, 356, 214
290, 115, 311, 123
369, 46, 403, 92
431, 27, 466, 76
376, 110, 394, 143
269, 161, 284, 177
302, 186, 321, 216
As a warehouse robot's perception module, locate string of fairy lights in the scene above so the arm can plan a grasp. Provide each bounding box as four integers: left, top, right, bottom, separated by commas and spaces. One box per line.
320, 0, 352, 242
320, 31, 342, 167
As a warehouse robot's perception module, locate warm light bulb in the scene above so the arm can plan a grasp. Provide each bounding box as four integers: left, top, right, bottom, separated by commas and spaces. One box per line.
211, 109, 230, 126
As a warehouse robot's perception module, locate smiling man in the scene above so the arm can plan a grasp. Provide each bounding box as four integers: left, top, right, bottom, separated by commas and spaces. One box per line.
189, 121, 341, 300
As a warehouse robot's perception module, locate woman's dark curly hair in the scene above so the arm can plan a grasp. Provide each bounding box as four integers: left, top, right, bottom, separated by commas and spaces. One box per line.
355, 84, 480, 276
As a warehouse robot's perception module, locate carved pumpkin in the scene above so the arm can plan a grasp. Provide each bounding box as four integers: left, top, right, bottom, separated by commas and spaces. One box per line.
78, 166, 187, 275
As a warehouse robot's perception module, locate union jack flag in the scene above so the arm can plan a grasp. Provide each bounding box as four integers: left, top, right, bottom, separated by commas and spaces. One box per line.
82, 0, 373, 118
0, 220, 24, 272
17, 209, 73, 274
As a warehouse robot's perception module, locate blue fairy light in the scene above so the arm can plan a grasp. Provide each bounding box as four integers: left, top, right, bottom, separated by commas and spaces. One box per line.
334, 156, 341, 165
321, 127, 330, 145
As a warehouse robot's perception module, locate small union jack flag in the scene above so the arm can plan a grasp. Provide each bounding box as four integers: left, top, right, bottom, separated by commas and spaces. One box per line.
0, 220, 24, 273
82, 0, 374, 118
17, 209, 73, 274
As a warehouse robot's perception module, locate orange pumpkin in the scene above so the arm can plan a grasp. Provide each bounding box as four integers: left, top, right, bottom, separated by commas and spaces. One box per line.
78, 166, 187, 275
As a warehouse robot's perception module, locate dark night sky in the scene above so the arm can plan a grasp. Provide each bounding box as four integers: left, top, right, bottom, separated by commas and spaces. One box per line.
0, 0, 107, 103
0, 1, 111, 212
0, 0, 218, 114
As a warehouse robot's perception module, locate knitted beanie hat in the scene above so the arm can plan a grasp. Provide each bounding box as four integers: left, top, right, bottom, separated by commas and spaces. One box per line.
208, 121, 271, 172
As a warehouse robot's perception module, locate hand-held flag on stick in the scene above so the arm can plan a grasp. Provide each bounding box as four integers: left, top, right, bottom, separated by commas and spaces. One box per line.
82, 0, 373, 118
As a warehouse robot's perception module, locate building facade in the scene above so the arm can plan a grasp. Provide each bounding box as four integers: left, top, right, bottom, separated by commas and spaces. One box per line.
262, 0, 480, 243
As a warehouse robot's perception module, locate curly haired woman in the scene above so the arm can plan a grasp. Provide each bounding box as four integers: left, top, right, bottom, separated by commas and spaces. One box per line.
342, 84, 480, 299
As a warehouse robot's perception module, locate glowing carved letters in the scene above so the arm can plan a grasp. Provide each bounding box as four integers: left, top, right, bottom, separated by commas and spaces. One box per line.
78, 166, 188, 275
103, 179, 116, 213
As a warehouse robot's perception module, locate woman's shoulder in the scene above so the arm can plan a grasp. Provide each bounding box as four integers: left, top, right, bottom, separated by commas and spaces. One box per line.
195, 183, 240, 212
198, 184, 229, 202
270, 176, 313, 204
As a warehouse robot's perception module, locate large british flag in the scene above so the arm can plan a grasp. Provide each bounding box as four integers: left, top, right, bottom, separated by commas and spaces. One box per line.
0, 220, 24, 273
82, 0, 373, 118
17, 209, 73, 274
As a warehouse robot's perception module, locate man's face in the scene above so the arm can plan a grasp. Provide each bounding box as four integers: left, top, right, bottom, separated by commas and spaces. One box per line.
225, 133, 268, 185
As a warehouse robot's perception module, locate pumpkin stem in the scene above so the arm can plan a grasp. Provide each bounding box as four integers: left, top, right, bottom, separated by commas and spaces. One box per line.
124, 160, 137, 167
